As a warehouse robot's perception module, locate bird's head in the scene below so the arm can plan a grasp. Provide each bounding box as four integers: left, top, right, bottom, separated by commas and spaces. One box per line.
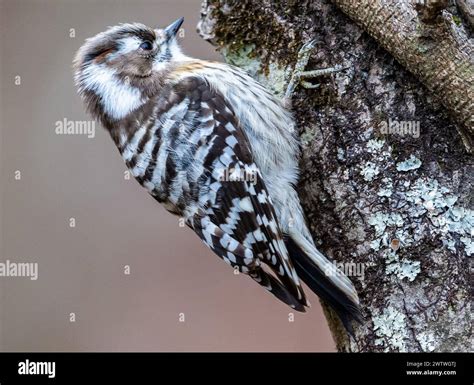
73, 18, 185, 122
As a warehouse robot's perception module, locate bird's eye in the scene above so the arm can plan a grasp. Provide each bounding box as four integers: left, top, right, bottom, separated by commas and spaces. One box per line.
139, 41, 153, 51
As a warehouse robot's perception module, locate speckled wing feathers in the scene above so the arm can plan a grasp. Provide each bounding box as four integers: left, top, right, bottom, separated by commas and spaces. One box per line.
168, 77, 308, 310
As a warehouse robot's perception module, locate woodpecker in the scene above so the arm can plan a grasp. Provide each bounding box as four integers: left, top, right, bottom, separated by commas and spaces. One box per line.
74, 18, 362, 332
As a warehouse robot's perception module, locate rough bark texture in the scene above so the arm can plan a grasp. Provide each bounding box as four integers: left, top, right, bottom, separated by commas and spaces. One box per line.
458, 0, 474, 29
198, 0, 472, 352
332, 0, 474, 152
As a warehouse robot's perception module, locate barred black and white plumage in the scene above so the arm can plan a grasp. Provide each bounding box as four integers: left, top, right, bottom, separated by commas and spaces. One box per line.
73, 18, 363, 332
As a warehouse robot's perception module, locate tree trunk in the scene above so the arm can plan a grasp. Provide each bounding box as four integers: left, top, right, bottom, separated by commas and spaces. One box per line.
332, 0, 474, 152
198, 0, 472, 352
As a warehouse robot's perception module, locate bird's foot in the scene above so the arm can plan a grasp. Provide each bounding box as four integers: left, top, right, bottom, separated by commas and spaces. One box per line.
284, 39, 348, 102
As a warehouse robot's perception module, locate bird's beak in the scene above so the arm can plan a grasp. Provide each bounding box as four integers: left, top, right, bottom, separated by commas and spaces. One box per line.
164, 17, 184, 40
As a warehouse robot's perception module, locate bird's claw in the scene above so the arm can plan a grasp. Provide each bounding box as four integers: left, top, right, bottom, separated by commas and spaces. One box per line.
284, 39, 349, 101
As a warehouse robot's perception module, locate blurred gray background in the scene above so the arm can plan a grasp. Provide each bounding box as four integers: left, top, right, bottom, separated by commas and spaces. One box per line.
0, 0, 334, 351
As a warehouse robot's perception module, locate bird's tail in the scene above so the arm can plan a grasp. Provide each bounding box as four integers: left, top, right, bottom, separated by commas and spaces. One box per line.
284, 233, 363, 335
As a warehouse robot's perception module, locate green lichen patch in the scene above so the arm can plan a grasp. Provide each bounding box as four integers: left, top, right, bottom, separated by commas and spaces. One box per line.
360, 161, 380, 181
418, 331, 436, 352
384, 251, 421, 281
366, 138, 385, 152
373, 306, 409, 351
369, 177, 472, 264
396, 155, 422, 172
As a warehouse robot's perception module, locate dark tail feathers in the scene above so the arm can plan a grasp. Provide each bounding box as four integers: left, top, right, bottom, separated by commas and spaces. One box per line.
285, 237, 363, 336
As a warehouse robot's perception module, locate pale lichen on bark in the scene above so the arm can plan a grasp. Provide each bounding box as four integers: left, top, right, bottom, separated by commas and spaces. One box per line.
198, 0, 472, 352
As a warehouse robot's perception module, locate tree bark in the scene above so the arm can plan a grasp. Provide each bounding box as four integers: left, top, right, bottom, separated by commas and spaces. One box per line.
332, 0, 474, 152
457, 0, 474, 29
198, 0, 472, 352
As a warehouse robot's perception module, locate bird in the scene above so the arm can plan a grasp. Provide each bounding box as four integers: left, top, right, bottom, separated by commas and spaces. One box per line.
73, 17, 363, 333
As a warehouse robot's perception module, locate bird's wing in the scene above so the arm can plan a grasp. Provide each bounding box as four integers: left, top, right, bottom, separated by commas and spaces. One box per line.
169, 75, 307, 310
